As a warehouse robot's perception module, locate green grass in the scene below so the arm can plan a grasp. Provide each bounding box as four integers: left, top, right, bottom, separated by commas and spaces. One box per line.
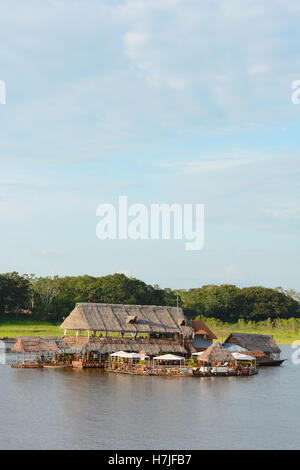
203, 318, 300, 345
0, 320, 62, 338
0, 320, 144, 339
1, 318, 300, 344
214, 328, 298, 345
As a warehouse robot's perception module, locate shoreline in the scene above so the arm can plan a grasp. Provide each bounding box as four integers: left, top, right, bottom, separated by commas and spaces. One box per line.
0, 320, 299, 345
0, 335, 298, 346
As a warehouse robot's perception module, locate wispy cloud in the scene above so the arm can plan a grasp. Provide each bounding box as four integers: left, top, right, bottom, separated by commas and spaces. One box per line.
264, 204, 300, 220
0, 1, 299, 288
34, 248, 61, 257
159, 155, 263, 173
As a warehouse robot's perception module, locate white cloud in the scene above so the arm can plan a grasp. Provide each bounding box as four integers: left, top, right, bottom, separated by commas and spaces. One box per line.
35, 248, 61, 257
223, 264, 241, 282
160, 156, 261, 173
117, 269, 132, 277
0, 1, 299, 288
264, 204, 300, 220
119, 0, 300, 120
123, 32, 148, 57
0, 0, 299, 167
0, 201, 11, 216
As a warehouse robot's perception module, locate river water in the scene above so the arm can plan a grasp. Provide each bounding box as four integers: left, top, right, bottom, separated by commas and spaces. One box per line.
0, 345, 299, 450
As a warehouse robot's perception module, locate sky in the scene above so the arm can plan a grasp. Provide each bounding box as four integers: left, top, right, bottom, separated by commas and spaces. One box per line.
0, 0, 299, 290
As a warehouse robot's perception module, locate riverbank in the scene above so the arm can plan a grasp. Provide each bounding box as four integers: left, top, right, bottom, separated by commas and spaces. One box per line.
203, 318, 300, 345
0, 321, 61, 338
0, 318, 299, 344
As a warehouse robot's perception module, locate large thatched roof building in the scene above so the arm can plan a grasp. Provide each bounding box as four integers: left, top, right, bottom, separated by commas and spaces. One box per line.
60, 303, 195, 357
60, 303, 193, 336
58, 337, 188, 356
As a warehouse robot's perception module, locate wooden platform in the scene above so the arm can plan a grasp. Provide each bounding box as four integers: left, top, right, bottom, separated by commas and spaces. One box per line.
11, 363, 43, 369
72, 360, 106, 369
43, 364, 68, 369
107, 367, 257, 377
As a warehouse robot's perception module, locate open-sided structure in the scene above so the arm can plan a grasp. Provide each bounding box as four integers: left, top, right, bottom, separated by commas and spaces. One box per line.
60, 303, 195, 358
11, 337, 59, 367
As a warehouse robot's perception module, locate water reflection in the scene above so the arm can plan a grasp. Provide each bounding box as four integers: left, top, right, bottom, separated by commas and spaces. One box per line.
0, 346, 298, 450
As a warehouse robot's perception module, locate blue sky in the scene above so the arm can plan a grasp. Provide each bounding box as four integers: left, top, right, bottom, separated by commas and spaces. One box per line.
0, 0, 299, 289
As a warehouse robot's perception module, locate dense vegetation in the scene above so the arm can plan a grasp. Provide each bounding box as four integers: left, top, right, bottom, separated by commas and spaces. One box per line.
0, 272, 299, 324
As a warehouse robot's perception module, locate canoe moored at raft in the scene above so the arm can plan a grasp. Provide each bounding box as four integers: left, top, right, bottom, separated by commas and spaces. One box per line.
256, 358, 286, 367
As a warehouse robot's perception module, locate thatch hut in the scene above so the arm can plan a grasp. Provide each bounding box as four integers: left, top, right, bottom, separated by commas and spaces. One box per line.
12, 337, 59, 366
196, 342, 236, 365
224, 333, 281, 360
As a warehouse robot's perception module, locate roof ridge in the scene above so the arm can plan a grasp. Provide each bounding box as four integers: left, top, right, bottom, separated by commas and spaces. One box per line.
75, 302, 182, 310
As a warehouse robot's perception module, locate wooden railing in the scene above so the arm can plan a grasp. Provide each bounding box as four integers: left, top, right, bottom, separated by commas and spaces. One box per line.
63, 336, 191, 345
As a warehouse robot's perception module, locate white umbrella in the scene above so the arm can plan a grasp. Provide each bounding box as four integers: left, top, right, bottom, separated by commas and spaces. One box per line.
153, 354, 185, 361
126, 352, 145, 359
110, 351, 129, 358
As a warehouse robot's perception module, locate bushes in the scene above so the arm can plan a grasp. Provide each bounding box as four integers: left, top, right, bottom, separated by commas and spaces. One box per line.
0, 272, 299, 324
200, 316, 300, 343
180, 285, 300, 322
0, 272, 177, 322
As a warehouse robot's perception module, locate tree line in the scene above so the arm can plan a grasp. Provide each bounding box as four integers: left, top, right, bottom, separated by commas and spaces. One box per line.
0, 271, 299, 323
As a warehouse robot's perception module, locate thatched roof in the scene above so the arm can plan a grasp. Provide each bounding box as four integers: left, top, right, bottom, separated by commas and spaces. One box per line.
240, 350, 267, 359
222, 343, 248, 352
192, 320, 217, 340
58, 337, 90, 352
60, 303, 193, 336
12, 337, 59, 353
59, 337, 188, 356
197, 342, 235, 363
224, 333, 281, 354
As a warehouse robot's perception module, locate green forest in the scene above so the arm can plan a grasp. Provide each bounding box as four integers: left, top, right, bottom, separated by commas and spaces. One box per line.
0, 271, 299, 324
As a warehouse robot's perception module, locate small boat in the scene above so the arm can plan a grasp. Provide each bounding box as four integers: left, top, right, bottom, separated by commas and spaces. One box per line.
43, 364, 68, 369
257, 358, 286, 367
11, 363, 43, 369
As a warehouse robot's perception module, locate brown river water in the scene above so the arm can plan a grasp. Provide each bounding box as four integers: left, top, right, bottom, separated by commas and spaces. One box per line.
0, 345, 299, 450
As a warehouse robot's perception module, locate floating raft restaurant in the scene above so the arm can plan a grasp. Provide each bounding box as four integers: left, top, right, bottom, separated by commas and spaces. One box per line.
9, 302, 282, 375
